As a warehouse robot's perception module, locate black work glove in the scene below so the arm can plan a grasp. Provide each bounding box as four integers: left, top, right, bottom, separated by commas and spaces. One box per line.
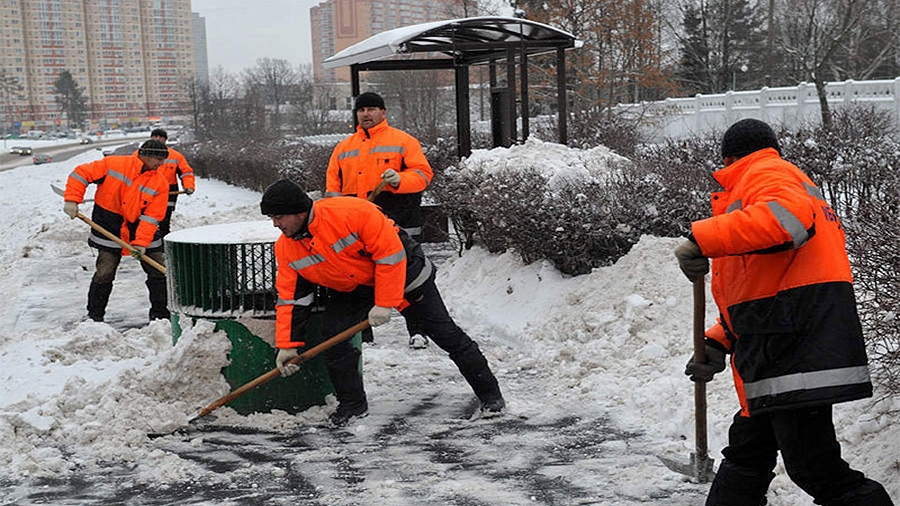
685, 342, 727, 382
674, 238, 709, 282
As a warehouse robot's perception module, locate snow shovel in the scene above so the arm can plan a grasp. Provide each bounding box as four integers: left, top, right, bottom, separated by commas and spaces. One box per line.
150, 319, 371, 437
52, 183, 95, 202
75, 212, 167, 275
658, 277, 715, 483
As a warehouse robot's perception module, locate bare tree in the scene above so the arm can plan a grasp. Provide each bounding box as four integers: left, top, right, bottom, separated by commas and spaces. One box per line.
376, 68, 455, 143
198, 66, 243, 140
830, 0, 900, 80
777, 0, 875, 130
182, 76, 205, 138
290, 83, 348, 136
245, 58, 299, 132
515, 0, 677, 110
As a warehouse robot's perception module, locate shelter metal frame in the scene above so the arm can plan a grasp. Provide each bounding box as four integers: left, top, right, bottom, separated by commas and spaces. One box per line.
323, 17, 582, 158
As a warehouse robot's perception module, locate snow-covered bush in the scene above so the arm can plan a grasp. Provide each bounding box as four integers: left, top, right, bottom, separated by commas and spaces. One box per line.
182, 138, 332, 193
430, 137, 720, 275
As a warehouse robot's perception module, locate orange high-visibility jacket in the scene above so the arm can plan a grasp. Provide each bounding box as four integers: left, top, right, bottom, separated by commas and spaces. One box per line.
273, 197, 407, 349
325, 120, 432, 231
64, 153, 169, 252
692, 148, 871, 416
158, 146, 195, 192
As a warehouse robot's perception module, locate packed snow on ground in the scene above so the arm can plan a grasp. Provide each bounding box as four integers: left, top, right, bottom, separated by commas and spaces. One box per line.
0, 142, 897, 505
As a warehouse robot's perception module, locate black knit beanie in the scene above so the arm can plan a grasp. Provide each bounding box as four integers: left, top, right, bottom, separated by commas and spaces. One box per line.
354, 92, 385, 111
260, 179, 313, 216
721, 118, 781, 159
138, 139, 169, 159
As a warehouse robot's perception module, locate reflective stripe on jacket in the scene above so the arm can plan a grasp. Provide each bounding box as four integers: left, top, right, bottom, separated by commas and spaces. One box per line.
692, 148, 872, 416
273, 197, 408, 348
64, 153, 169, 252
325, 120, 432, 230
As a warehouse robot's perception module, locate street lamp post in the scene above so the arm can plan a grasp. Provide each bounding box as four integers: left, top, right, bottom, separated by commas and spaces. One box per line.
732, 64, 749, 91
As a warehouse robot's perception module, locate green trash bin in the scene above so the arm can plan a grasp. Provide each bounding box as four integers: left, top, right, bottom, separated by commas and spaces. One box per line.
166, 221, 361, 415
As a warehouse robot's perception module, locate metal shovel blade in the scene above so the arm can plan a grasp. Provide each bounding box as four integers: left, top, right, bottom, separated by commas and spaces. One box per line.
658, 452, 715, 483
145, 320, 369, 439
147, 413, 217, 439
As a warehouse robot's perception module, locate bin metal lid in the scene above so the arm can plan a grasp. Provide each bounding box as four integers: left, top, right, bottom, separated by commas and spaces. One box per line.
165, 220, 280, 245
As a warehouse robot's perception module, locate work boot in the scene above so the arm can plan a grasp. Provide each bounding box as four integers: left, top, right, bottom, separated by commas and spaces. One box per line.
408, 334, 429, 349
361, 327, 374, 343
823, 479, 894, 506
329, 400, 369, 427
480, 396, 506, 417
86, 282, 113, 322
146, 277, 170, 321
325, 348, 368, 428
405, 320, 427, 349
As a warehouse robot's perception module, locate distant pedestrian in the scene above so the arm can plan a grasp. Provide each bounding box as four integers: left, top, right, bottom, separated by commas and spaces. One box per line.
261, 179, 505, 427
674, 118, 894, 506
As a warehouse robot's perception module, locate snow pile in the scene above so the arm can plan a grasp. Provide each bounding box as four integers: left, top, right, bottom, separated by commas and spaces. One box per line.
460, 137, 631, 189
0, 318, 232, 481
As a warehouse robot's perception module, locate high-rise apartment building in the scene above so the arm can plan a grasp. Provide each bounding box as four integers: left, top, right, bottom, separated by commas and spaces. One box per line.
0, 0, 199, 132
310, 0, 463, 83
191, 12, 208, 84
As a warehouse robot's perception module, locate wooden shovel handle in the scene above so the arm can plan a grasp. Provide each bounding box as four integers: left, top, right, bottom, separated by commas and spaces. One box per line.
367, 179, 389, 202
693, 278, 706, 363
693, 277, 709, 460
76, 212, 167, 274
192, 319, 371, 420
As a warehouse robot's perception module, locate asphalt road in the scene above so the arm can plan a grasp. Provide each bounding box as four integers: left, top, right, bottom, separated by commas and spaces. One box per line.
0, 138, 138, 173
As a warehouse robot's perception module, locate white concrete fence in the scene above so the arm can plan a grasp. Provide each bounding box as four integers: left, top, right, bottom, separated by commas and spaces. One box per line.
617, 78, 900, 142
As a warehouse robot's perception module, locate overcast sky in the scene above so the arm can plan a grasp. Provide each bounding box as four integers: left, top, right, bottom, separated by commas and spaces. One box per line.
191, 0, 321, 74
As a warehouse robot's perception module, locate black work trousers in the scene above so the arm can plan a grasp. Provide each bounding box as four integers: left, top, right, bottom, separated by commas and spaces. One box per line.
320, 279, 502, 407
706, 406, 893, 506
157, 185, 179, 240
89, 249, 169, 321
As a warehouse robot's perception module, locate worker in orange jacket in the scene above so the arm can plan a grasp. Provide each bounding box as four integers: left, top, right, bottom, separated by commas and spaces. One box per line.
63, 140, 171, 323
261, 178, 505, 427
325, 92, 433, 240
325, 92, 435, 348
674, 119, 892, 506
149, 128, 195, 238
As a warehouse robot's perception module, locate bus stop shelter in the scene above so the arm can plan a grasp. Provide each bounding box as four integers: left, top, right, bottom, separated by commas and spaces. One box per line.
322, 16, 582, 158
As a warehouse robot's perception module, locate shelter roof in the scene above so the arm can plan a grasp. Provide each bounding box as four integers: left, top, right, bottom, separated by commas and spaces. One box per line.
322, 16, 582, 69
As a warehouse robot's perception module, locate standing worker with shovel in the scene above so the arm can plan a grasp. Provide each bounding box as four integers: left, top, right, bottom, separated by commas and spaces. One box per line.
325, 92, 434, 348
674, 119, 893, 505
63, 139, 171, 323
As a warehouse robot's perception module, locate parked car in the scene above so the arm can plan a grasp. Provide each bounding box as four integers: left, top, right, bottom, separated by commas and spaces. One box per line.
9, 146, 33, 156
32, 154, 52, 164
